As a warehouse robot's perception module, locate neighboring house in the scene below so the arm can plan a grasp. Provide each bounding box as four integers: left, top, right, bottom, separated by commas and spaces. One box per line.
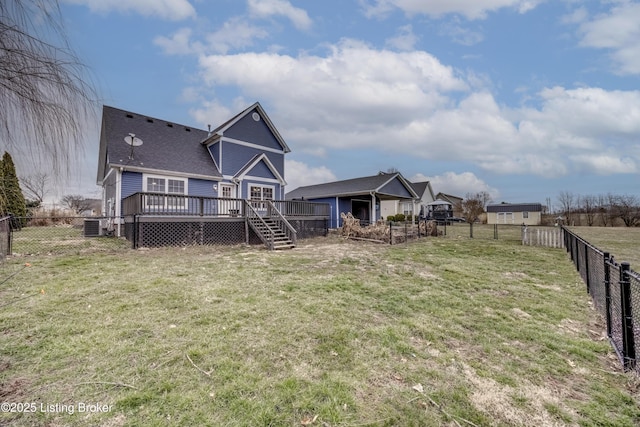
379, 179, 436, 220
486, 203, 542, 225
97, 102, 290, 236
436, 192, 463, 218
286, 172, 419, 228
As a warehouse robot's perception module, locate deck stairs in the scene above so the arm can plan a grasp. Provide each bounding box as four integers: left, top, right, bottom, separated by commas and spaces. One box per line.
246, 202, 297, 250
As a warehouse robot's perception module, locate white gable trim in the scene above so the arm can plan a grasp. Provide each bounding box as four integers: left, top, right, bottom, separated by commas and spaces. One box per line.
375, 173, 420, 199
234, 153, 287, 185
110, 164, 221, 182
213, 102, 291, 153
219, 137, 286, 155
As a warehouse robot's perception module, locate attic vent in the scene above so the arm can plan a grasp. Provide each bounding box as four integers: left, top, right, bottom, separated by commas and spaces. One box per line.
252, 112, 260, 121
126, 114, 133, 118
146, 118, 154, 123
166, 123, 173, 128
185, 128, 191, 132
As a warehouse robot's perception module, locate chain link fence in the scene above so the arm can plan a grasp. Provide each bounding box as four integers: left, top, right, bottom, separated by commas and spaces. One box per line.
564, 226, 639, 373
9, 217, 129, 256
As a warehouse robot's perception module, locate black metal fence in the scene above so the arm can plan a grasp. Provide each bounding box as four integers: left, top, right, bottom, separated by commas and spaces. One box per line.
563, 226, 639, 373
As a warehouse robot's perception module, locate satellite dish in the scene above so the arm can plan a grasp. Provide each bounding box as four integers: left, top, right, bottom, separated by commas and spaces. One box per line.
124, 133, 143, 146
124, 133, 143, 159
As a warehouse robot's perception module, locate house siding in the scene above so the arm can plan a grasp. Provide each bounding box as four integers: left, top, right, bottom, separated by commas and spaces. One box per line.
487, 211, 541, 225
122, 171, 143, 199
221, 143, 284, 178
379, 179, 412, 198
189, 178, 216, 197
247, 160, 277, 180
380, 200, 399, 220
224, 109, 283, 151
208, 143, 221, 170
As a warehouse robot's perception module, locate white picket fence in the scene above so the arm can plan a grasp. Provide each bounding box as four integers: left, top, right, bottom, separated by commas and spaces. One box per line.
522, 226, 564, 248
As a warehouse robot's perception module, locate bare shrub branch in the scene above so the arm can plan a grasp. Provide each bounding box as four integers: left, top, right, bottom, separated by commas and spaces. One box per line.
0, 0, 97, 175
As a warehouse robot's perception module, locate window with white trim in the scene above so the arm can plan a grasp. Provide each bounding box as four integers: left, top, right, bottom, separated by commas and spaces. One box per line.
143, 175, 188, 209
221, 184, 234, 199
250, 185, 274, 209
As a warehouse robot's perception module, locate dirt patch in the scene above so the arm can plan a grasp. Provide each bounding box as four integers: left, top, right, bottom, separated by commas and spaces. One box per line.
0, 377, 29, 401
463, 363, 578, 426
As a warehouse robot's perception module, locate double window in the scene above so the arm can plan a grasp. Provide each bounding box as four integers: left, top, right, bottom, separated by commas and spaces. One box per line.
250, 185, 273, 209
144, 175, 187, 209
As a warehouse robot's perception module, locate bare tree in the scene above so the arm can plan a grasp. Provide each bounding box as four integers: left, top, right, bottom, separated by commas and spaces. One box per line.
461, 192, 486, 223
609, 194, 640, 227
0, 0, 97, 174
581, 194, 597, 226
596, 194, 609, 227
476, 191, 492, 208
20, 172, 49, 204
61, 194, 93, 214
557, 191, 576, 225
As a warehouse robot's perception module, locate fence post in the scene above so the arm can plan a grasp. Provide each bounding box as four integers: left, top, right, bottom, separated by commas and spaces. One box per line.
584, 242, 590, 294
404, 221, 407, 243
604, 252, 612, 338
132, 215, 138, 249
619, 262, 636, 370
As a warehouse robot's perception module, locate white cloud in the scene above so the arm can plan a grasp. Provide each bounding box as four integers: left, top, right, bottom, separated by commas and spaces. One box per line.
248, 0, 312, 30
192, 40, 640, 180
285, 160, 337, 191
63, 0, 196, 20
155, 19, 269, 56
577, 2, 640, 75
205, 17, 270, 54
412, 171, 500, 200
154, 28, 204, 55
385, 25, 419, 51
361, 0, 545, 20
569, 153, 637, 175
438, 19, 484, 46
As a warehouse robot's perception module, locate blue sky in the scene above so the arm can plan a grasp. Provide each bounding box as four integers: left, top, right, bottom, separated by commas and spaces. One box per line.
51, 0, 639, 209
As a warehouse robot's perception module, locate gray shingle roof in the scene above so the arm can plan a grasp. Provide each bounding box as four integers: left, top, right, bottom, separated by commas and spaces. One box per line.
97, 106, 222, 182
486, 203, 542, 213
286, 173, 417, 200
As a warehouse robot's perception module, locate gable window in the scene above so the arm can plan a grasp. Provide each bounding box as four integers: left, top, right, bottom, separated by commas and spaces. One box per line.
143, 175, 187, 209
250, 185, 274, 209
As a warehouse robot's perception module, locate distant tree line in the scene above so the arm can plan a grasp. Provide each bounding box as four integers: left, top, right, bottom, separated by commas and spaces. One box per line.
557, 191, 640, 227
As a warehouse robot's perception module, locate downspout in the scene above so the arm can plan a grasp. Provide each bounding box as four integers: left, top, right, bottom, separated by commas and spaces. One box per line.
335, 196, 339, 228
116, 167, 123, 237
370, 192, 376, 224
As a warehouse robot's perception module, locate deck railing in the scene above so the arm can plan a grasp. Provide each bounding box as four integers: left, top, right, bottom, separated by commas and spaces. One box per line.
271, 200, 331, 217
122, 192, 329, 218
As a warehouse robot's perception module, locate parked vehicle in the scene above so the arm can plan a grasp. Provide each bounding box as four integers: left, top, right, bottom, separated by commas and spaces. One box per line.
420, 200, 456, 224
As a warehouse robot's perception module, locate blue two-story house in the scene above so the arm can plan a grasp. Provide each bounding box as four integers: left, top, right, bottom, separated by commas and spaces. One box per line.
96, 102, 327, 249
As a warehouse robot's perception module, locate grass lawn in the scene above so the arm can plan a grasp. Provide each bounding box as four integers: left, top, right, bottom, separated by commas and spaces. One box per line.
1, 235, 638, 426
567, 226, 640, 268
